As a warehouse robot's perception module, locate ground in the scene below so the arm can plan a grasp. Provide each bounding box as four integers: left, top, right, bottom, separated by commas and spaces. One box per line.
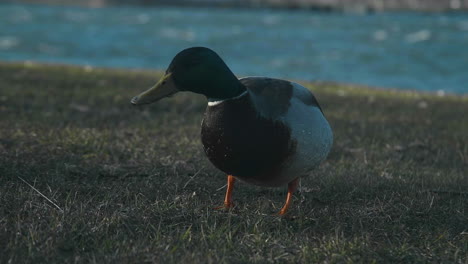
0, 62, 467, 263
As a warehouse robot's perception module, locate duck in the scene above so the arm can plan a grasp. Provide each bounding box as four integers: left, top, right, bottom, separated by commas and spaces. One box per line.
131, 47, 333, 215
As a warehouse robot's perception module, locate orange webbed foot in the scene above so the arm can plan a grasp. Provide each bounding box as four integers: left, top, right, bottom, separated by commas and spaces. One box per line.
276, 178, 300, 216
214, 202, 235, 210
214, 175, 236, 211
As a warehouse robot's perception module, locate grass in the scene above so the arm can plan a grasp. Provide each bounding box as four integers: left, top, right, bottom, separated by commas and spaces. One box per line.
0, 61, 467, 263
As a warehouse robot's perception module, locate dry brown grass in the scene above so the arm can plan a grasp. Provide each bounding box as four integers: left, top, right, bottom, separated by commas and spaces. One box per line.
1, 62, 467, 263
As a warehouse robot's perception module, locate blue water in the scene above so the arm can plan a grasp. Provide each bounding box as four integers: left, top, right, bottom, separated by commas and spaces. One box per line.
1, 3, 468, 93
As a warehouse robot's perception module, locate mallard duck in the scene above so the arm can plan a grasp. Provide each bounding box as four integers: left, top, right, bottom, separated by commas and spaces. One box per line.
131, 47, 333, 215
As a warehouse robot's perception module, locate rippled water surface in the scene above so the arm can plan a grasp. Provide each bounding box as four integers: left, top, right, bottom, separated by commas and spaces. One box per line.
1, 3, 468, 93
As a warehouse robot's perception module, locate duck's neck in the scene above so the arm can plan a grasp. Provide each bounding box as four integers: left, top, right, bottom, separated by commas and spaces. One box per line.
206, 78, 246, 102
190, 62, 245, 102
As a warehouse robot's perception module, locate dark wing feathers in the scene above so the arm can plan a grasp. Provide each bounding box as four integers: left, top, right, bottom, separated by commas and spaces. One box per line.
240, 77, 323, 117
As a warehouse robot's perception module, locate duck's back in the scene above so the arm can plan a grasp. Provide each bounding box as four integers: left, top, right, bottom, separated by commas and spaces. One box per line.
201, 77, 332, 187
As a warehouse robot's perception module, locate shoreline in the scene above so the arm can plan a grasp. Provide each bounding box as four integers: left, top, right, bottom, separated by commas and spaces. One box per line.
6, 0, 468, 12
2, 60, 467, 99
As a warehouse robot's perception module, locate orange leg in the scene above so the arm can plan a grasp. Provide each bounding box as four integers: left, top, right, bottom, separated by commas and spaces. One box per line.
215, 175, 236, 209
278, 178, 300, 215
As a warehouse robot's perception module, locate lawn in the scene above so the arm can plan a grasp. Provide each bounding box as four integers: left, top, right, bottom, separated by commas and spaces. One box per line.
0, 62, 467, 263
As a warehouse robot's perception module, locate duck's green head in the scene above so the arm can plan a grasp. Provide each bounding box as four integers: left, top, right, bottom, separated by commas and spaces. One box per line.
131, 47, 245, 105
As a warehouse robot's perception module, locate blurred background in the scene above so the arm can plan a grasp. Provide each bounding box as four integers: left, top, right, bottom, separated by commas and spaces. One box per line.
1, 0, 467, 93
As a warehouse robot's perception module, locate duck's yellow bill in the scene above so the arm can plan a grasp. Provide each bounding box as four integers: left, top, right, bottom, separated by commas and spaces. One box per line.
131, 73, 178, 105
